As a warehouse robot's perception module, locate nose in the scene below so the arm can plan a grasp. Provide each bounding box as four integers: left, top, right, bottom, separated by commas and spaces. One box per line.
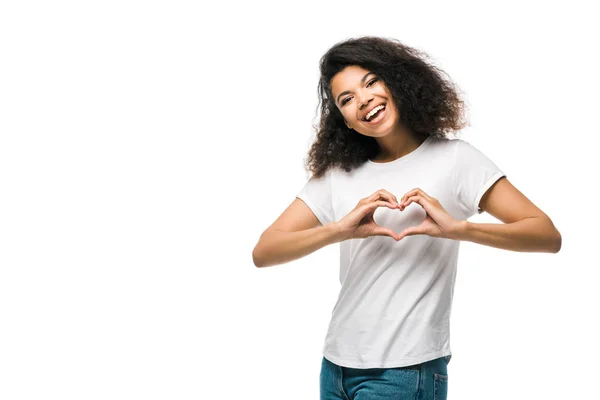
358, 92, 373, 110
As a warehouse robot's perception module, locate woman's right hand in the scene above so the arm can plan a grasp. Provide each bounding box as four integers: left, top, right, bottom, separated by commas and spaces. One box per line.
335, 189, 402, 241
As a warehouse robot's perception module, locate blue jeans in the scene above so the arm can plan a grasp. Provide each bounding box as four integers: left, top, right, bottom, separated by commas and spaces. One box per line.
320, 354, 451, 400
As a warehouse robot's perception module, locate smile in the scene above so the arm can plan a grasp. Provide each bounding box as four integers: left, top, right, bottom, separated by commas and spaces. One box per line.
363, 106, 386, 125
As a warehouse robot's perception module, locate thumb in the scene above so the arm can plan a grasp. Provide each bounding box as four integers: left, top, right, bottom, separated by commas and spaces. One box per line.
372, 226, 399, 240
397, 224, 425, 240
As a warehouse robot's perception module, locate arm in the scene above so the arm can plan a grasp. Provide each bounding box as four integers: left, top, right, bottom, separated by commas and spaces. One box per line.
253, 223, 344, 268
252, 198, 345, 268
454, 177, 562, 253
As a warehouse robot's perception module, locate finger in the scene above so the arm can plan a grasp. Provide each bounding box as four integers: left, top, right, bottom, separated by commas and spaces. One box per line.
402, 195, 433, 214
367, 190, 400, 207
396, 224, 426, 241
372, 226, 400, 239
358, 200, 395, 218
400, 188, 432, 204
364, 200, 397, 213
402, 195, 421, 207
370, 192, 399, 208
376, 189, 401, 207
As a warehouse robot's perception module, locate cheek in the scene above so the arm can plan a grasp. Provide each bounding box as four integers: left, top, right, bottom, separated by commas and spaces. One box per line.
341, 108, 356, 122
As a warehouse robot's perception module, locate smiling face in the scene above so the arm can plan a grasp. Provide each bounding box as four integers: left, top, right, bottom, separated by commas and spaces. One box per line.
330, 65, 400, 138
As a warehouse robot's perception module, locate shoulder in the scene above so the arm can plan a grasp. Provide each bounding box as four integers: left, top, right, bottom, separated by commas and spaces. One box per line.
425, 135, 460, 149
442, 137, 484, 160
421, 136, 460, 159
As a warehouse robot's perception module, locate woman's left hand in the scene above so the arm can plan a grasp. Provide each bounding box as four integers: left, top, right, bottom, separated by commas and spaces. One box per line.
396, 188, 464, 241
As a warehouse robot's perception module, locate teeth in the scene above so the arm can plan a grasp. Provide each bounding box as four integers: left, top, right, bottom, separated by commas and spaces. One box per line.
365, 105, 385, 121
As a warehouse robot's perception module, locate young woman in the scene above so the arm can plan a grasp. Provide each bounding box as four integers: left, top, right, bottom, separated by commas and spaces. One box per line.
252, 36, 561, 400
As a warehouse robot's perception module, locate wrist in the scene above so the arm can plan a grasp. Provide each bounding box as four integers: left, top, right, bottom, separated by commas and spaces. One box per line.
452, 220, 471, 241
328, 222, 349, 243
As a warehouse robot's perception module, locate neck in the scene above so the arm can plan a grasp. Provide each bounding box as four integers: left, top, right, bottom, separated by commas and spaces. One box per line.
372, 127, 425, 162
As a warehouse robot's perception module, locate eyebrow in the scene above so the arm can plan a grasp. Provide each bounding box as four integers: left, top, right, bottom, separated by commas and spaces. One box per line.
335, 72, 375, 105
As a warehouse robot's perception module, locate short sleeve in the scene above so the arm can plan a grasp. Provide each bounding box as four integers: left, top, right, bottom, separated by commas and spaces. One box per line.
453, 139, 506, 217
296, 169, 334, 226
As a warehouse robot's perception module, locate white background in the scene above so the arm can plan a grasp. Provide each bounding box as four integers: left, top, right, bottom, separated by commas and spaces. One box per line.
1, 1, 598, 399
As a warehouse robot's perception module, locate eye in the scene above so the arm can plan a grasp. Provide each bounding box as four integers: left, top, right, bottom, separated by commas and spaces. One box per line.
366, 78, 378, 87
339, 78, 378, 106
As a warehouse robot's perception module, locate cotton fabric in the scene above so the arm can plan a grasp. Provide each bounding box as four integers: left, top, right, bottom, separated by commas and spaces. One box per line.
296, 136, 505, 368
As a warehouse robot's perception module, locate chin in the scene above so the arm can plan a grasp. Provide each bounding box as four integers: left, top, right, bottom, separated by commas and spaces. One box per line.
367, 124, 395, 137
358, 130, 391, 139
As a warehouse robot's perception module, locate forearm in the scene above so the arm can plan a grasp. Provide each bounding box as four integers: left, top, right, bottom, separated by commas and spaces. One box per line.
455, 217, 562, 253
253, 223, 345, 268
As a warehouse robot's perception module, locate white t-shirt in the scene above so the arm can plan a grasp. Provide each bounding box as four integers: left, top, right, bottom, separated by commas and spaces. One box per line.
296, 136, 505, 368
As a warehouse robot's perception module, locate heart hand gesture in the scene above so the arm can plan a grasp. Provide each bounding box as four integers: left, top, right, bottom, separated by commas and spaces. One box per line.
336, 189, 403, 241
395, 188, 464, 241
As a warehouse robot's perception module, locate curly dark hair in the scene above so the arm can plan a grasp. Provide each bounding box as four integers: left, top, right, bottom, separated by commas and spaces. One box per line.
304, 36, 468, 179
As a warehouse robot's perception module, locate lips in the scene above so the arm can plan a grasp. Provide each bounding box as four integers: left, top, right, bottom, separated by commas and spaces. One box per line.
363, 106, 387, 125
362, 103, 386, 121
